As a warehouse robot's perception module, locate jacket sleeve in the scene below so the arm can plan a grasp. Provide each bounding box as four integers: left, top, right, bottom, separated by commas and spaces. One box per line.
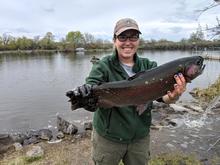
148, 60, 157, 69
86, 61, 108, 85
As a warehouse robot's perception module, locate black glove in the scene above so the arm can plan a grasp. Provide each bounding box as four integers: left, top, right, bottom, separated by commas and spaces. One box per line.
66, 84, 97, 112
66, 84, 92, 98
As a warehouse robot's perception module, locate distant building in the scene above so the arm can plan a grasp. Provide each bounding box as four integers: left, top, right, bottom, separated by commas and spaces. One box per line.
75, 47, 85, 52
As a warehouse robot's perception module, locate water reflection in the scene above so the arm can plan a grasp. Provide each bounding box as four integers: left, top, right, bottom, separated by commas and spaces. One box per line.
0, 51, 219, 132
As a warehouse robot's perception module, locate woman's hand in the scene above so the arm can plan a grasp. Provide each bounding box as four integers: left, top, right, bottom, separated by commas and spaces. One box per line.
162, 73, 186, 104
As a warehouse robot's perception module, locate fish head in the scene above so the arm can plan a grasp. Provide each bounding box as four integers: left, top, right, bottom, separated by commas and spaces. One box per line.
183, 56, 205, 82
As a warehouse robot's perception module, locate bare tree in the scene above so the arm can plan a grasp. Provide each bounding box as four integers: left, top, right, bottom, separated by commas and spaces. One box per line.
196, 0, 220, 39
195, 0, 220, 18
206, 17, 220, 39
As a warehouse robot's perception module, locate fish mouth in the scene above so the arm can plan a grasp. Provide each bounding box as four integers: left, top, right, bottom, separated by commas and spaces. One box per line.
185, 57, 206, 82
195, 56, 205, 75
198, 64, 206, 75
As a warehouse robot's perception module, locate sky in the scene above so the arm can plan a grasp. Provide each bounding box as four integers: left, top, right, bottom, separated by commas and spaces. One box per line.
0, 0, 219, 41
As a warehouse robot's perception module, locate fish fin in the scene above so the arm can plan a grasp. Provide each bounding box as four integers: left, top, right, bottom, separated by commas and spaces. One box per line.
128, 70, 146, 81
136, 102, 151, 115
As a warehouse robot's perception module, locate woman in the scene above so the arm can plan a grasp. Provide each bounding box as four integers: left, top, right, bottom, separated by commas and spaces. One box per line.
67, 18, 186, 165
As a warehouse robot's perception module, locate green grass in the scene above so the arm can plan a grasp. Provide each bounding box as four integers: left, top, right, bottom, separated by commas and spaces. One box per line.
6, 155, 43, 165
148, 153, 201, 165
118, 153, 202, 165
191, 76, 220, 102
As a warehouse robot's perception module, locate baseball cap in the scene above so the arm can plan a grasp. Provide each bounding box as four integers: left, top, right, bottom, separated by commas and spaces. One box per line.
114, 18, 141, 36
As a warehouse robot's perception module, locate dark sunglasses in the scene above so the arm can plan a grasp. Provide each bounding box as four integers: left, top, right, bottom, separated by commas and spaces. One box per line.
116, 34, 139, 42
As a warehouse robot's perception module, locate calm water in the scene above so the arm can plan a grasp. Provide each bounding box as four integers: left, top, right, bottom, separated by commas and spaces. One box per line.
0, 51, 219, 133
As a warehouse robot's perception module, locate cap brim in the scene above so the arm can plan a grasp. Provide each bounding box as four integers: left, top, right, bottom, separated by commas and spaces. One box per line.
115, 27, 141, 36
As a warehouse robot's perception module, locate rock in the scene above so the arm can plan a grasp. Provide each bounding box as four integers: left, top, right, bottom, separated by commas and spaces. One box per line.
47, 139, 62, 144
84, 130, 92, 137
26, 145, 44, 158
23, 136, 40, 145
57, 115, 78, 135
169, 104, 189, 113
213, 102, 220, 109
38, 129, 53, 140
0, 134, 13, 143
22, 129, 52, 145
150, 125, 163, 130
13, 142, 23, 151
74, 134, 83, 139
10, 133, 27, 144
183, 104, 204, 113
0, 134, 14, 154
153, 101, 169, 109
211, 102, 220, 113
165, 118, 184, 128
84, 121, 93, 130
26, 130, 39, 137
56, 131, 65, 139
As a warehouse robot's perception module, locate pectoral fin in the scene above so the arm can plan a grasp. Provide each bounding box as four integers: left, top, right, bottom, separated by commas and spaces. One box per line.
136, 102, 151, 115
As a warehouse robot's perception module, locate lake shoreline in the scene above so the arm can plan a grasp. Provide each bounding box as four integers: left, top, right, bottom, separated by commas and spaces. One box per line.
0, 49, 59, 55
1, 96, 220, 164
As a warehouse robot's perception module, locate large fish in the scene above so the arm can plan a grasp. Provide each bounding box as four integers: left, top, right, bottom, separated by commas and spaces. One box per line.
68, 56, 205, 110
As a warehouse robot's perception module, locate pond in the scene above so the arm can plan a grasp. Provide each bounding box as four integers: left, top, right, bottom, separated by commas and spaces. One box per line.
0, 50, 219, 133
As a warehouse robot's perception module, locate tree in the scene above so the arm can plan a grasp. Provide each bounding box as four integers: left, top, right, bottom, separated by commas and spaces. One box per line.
39, 32, 55, 49
84, 33, 95, 44
138, 37, 145, 48
83, 33, 95, 48
0, 36, 2, 45
0, 36, 3, 50
196, 0, 220, 38
66, 31, 84, 49
189, 24, 204, 42
2, 33, 13, 45
16, 37, 33, 50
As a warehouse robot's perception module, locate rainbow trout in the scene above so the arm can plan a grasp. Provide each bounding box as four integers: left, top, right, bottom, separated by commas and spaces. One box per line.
69, 56, 205, 110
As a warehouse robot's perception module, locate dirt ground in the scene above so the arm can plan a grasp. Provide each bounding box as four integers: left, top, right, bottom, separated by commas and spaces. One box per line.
0, 114, 219, 165
0, 98, 220, 165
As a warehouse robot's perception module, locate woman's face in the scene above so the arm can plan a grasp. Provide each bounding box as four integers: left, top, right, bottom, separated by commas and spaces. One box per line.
114, 29, 140, 61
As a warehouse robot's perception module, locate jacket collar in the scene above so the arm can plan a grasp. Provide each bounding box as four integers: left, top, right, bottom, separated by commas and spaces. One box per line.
110, 50, 141, 75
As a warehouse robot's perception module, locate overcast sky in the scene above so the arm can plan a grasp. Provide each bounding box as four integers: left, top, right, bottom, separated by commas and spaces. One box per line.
0, 0, 219, 41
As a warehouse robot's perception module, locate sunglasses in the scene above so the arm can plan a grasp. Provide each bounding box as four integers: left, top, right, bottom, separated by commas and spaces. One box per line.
116, 34, 139, 42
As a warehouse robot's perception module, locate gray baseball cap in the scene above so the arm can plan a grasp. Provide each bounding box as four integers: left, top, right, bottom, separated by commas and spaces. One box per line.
114, 18, 141, 36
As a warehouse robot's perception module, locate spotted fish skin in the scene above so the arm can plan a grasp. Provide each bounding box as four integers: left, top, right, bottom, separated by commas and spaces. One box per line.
72, 56, 205, 109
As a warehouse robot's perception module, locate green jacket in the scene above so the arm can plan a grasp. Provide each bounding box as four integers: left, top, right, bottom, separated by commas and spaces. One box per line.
86, 52, 157, 143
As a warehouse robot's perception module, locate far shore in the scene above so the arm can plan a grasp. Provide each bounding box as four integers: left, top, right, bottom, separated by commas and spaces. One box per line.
0, 49, 58, 55
0, 48, 114, 55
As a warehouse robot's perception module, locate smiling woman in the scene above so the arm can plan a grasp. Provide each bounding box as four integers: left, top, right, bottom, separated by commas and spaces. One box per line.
65, 18, 188, 165
113, 29, 140, 66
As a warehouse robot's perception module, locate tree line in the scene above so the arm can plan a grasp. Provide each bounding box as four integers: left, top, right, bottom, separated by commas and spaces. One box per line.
0, 28, 220, 52
0, 31, 112, 52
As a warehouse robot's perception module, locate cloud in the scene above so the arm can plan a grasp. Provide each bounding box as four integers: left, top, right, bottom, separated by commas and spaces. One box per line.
15, 28, 30, 33
42, 7, 55, 13
0, 0, 219, 41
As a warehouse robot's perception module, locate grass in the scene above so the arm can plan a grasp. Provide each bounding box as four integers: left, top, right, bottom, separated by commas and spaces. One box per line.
1, 136, 219, 165
6, 156, 43, 165
0, 137, 93, 165
148, 153, 201, 165
191, 76, 220, 102
118, 153, 202, 165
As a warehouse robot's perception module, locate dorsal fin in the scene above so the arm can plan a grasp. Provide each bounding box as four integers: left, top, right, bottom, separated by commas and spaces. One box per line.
127, 70, 146, 81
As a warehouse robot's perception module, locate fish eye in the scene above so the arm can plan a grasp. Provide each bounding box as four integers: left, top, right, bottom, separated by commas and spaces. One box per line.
196, 59, 202, 65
